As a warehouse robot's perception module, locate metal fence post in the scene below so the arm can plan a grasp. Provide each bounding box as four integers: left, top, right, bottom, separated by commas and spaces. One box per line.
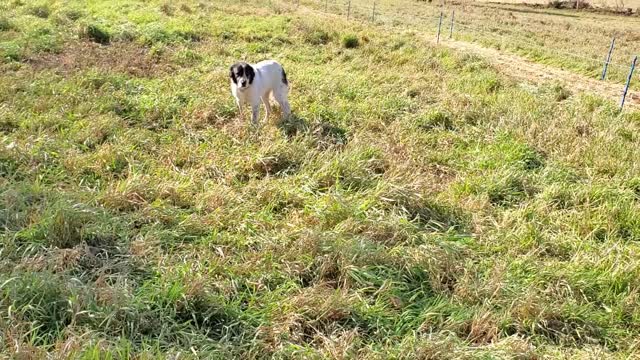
449, 10, 455, 39
436, 11, 443, 44
601, 37, 615, 80
620, 56, 637, 112
347, 0, 351, 19
372, 1, 376, 22
325, 0, 328, 12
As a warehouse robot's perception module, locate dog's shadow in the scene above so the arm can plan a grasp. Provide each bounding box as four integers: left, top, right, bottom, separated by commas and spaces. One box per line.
276, 113, 310, 138
276, 113, 348, 149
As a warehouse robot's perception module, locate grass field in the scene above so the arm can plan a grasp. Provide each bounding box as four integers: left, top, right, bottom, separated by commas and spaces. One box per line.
2, 0, 640, 358
312, 0, 640, 89
477, 0, 640, 10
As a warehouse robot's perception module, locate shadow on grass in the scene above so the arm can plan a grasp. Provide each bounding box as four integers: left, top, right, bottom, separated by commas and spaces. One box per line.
277, 113, 348, 149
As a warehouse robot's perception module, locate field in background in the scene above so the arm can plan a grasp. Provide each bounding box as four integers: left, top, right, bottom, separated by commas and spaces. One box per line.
2, 0, 640, 358
308, 0, 640, 89
477, 0, 640, 10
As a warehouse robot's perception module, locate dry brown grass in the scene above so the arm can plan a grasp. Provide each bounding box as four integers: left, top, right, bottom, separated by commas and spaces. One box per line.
29, 41, 179, 77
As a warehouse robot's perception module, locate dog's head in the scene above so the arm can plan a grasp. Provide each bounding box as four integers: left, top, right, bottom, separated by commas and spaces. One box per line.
229, 62, 255, 91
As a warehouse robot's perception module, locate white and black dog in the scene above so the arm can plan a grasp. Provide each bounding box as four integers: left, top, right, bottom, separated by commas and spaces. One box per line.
229, 60, 291, 125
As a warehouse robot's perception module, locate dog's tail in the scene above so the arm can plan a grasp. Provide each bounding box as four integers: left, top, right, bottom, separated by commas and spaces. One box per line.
281, 68, 288, 86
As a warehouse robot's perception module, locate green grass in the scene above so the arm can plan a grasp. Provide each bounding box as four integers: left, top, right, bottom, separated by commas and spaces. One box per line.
2, 0, 640, 358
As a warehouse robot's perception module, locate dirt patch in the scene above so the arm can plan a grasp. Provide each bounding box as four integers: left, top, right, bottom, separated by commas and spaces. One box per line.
28, 41, 179, 77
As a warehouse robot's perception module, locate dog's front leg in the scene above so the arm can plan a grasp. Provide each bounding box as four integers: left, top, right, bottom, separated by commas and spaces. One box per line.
251, 103, 260, 126
236, 99, 244, 119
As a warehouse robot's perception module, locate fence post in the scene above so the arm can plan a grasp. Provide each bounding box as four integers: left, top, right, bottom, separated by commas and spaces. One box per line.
347, 0, 351, 19
325, 0, 328, 12
436, 11, 443, 44
601, 37, 615, 80
620, 55, 637, 112
449, 10, 455, 39
372, 1, 376, 22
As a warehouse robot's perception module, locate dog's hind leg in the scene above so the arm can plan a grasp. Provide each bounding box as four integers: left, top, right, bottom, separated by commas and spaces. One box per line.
261, 91, 272, 122
273, 86, 291, 118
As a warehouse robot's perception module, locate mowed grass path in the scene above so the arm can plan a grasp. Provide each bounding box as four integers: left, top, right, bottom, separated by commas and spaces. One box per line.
2, 0, 640, 358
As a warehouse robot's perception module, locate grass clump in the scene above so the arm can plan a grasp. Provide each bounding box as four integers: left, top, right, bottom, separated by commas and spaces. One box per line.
546, 82, 573, 102
28, 4, 50, 18
0, 42, 22, 61
485, 174, 532, 207
296, 20, 332, 45
342, 34, 359, 48
160, 3, 175, 16
82, 23, 111, 44
0, 273, 74, 343
306, 29, 331, 45
64, 9, 84, 21
0, 17, 14, 31
417, 109, 454, 130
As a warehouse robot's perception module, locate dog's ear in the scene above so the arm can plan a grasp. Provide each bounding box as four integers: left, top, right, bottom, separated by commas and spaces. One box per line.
245, 64, 255, 84
229, 64, 237, 84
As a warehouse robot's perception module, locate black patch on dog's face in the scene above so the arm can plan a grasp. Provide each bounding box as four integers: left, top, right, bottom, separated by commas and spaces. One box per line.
229, 62, 255, 89
245, 64, 255, 84
229, 63, 239, 84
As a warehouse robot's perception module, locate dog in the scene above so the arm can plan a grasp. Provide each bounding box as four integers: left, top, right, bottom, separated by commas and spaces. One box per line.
229, 60, 291, 125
